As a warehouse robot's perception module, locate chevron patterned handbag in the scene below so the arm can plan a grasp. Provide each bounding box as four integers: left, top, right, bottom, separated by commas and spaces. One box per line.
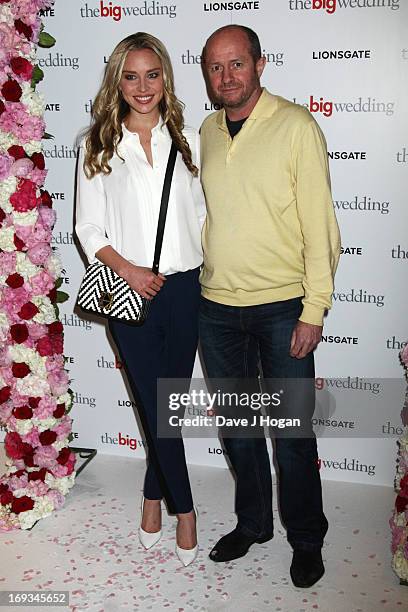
77, 143, 177, 325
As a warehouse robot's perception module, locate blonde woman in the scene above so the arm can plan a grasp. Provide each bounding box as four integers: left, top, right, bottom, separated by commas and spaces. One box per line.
75, 33, 205, 566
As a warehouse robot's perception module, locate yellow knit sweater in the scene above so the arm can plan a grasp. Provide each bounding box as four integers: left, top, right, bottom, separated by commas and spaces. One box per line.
199, 88, 341, 326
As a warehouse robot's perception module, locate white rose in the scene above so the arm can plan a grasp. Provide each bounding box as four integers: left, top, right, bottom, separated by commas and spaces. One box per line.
17, 373, 50, 396
53, 439, 67, 452
32, 416, 57, 432
9, 344, 31, 362
12, 209, 38, 227
46, 473, 75, 496
0, 132, 16, 152
57, 392, 72, 407
0, 176, 17, 210
0, 227, 15, 251
24, 141, 42, 156
14, 420, 33, 436
0, 4, 14, 24
46, 253, 63, 277
16, 252, 39, 279
32, 296, 56, 325
0, 313, 9, 343
393, 549, 408, 581
20, 83, 44, 117
19, 510, 39, 530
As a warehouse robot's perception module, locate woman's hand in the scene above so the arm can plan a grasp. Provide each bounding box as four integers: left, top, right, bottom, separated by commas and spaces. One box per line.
122, 263, 166, 300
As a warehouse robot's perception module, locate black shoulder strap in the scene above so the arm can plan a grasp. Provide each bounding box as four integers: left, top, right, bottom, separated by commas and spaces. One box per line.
151, 142, 178, 275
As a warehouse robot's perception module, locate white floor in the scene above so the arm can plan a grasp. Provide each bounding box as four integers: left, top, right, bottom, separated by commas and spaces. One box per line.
1, 451, 407, 612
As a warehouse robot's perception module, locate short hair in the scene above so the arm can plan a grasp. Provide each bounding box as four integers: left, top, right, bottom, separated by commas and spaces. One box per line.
203, 25, 262, 64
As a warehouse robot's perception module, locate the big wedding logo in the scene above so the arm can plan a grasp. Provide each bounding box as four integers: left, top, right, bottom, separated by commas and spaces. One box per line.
80, 0, 177, 21
289, 0, 399, 14
293, 95, 395, 118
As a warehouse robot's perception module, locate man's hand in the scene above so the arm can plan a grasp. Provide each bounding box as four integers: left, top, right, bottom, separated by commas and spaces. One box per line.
290, 321, 322, 359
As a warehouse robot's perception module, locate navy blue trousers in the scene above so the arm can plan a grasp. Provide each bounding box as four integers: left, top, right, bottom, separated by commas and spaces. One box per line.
109, 267, 200, 514
199, 296, 328, 551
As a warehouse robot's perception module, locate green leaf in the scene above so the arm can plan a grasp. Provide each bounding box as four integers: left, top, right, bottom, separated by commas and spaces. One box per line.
42, 132, 54, 140
55, 277, 63, 288
39, 31, 56, 48
31, 65, 44, 89
56, 291, 69, 304
54, 304, 59, 318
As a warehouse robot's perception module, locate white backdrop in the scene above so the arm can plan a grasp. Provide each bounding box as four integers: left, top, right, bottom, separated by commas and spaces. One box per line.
2, 0, 405, 486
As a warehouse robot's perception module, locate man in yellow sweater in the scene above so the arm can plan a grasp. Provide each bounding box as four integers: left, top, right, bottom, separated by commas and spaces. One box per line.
199, 25, 341, 587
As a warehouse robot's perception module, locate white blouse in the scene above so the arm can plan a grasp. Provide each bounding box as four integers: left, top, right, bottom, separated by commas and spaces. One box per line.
75, 120, 206, 275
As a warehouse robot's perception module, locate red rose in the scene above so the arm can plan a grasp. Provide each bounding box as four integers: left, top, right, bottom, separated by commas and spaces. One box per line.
57, 447, 71, 465
0, 100, 5, 115
51, 335, 63, 355
10, 57, 33, 81
4, 432, 25, 459
40, 190, 52, 208
48, 321, 63, 335
12, 362, 30, 378
6, 273, 24, 289
11, 495, 35, 514
396, 494, 408, 514
28, 397, 40, 409
0, 386, 11, 404
14, 234, 26, 251
28, 468, 47, 482
10, 323, 29, 344
14, 469, 25, 477
10, 179, 38, 213
0, 208, 6, 225
13, 405, 33, 419
8, 145, 26, 160
1, 490, 14, 505
37, 336, 53, 356
18, 302, 39, 320
14, 19, 33, 40
24, 454, 35, 467
1, 79, 22, 102
48, 287, 57, 303
53, 403, 65, 419
39, 430, 57, 445
31, 152, 45, 170
0, 483, 8, 494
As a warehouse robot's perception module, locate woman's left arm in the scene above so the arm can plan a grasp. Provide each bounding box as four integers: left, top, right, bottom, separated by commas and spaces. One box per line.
191, 129, 206, 228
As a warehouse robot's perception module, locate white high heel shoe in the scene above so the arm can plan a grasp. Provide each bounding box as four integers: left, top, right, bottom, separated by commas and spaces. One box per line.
139, 497, 162, 550
175, 507, 198, 567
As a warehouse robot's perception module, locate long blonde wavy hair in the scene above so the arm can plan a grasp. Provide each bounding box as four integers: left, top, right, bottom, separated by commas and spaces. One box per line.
83, 32, 198, 178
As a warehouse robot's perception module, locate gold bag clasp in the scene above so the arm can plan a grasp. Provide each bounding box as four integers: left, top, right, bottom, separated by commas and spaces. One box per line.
99, 292, 114, 312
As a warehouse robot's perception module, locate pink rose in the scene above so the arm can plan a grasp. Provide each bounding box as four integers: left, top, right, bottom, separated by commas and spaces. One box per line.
33, 445, 58, 468
22, 427, 40, 447
0, 402, 13, 424
46, 489, 65, 510
27, 322, 47, 340
0, 153, 13, 180
28, 270, 54, 296
27, 243, 51, 265
35, 397, 57, 419
47, 369, 69, 396
38, 206, 56, 229
11, 158, 34, 178
54, 416, 72, 439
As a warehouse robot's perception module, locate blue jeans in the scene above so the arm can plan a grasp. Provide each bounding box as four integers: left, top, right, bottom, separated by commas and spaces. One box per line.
108, 268, 201, 514
199, 296, 328, 551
